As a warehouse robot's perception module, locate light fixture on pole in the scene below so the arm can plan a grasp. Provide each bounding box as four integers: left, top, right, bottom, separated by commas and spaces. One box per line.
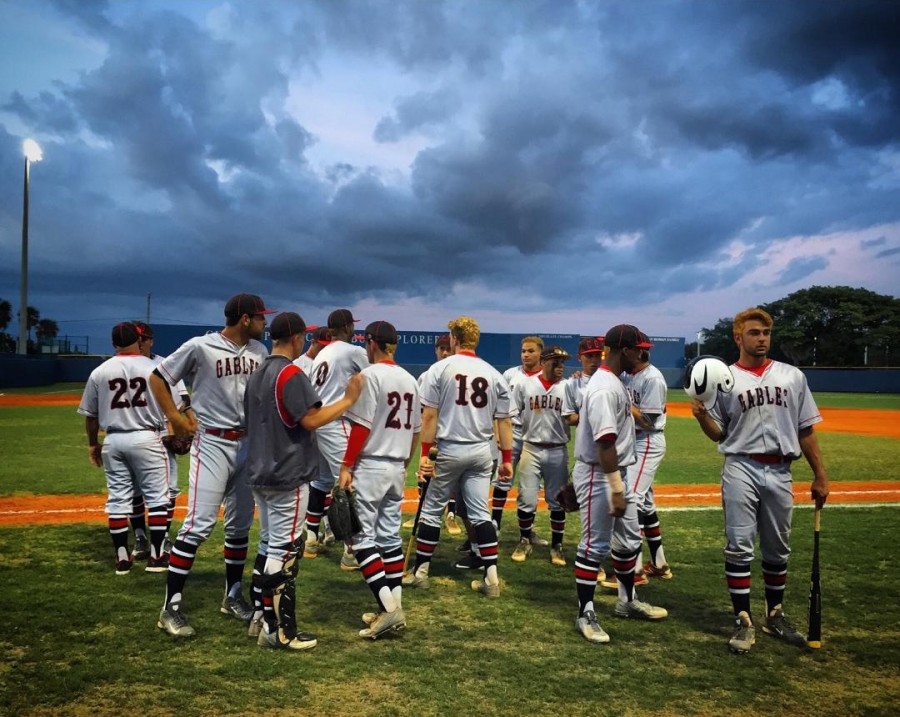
18, 139, 43, 355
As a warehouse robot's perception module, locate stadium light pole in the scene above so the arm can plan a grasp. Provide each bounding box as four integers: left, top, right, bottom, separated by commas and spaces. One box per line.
18, 139, 42, 355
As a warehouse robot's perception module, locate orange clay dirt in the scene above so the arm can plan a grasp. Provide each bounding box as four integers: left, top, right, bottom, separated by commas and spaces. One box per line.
0, 393, 897, 527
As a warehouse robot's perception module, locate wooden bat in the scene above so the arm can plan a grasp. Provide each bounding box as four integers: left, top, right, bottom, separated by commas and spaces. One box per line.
806, 506, 822, 649
402, 447, 438, 575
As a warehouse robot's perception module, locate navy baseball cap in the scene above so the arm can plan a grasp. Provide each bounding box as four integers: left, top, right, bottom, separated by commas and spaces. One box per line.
436, 334, 451, 348
111, 322, 139, 348
312, 326, 332, 345
133, 321, 153, 339
269, 312, 306, 341
578, 337, 604, 355
328, 308, 359, 329
225, 294, 276, 319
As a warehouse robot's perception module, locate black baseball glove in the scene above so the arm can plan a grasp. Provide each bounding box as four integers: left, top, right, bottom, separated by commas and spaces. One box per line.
328, 486, 362, 541
162, 434, 193, 455
556, 483, 580, 513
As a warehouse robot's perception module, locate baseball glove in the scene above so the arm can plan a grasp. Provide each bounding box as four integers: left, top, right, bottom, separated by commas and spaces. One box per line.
556, 483, 580, 513
162, 434, 193, 455
328, 486, 362, 541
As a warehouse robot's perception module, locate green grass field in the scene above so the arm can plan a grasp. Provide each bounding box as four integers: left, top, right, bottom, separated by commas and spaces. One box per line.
1, 385, 898, 716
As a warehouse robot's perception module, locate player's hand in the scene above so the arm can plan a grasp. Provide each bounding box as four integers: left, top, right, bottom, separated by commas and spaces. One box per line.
88, 445, 102, 467
634, 412, 654, 431
339, 465, 354, 491
690, 399, 708, 419
811, 473, 830, 508
497, 461, 513, 483
344, 374, 365, 403
608, 490, 626, 517
170, 411, 197, 438
417, 456, 434, 481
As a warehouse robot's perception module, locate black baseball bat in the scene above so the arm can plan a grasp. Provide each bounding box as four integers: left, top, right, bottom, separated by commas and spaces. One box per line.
402, 447, 438, 575
807, 506, 822, 649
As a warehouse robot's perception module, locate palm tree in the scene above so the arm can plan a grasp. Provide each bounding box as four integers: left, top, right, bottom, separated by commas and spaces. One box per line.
36, 318, 59, 344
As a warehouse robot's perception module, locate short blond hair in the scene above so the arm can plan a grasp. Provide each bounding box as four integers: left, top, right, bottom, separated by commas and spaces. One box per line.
448, 316, 480, 349
733, 307, 773, 339
521, 336, 544, 351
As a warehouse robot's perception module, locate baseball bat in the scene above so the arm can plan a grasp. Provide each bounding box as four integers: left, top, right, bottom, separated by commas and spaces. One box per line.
402, 447, 438, 575
806, 506, 822, 649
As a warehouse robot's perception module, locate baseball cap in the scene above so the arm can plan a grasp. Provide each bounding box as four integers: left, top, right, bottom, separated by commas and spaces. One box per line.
133, 321, 154, 339
111, 322, 139, 348
365, 320, 398, 344
224, 293, 276, 319
328, 308, 359, 329
604, 324, 653, 349
578, 337, 604, 355
269, 311, 306, 341
540, 345, 571, 362
312, 326, 332, 345
436, 334, 451, 349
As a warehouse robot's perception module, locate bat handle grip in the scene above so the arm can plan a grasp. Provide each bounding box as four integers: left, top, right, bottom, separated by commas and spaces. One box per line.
813, 506, 821, 531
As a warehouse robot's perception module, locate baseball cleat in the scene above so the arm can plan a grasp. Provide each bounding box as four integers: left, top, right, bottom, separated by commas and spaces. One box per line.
303, 538, 325, 559
729, 611, 756, 654
358, 608, 407, 639
457, 540, 472, 554
601, 572, 649, 589
257, 627, 318, 651
402, 571, 430, 590
321, 521, 336, 547
220, 593, 254, 622
115, 558, 133, 575
575, 610, 610, 644
247, 613, 265, 639
643, 561, 673, 579
145, 553, 170, 573
158, 600, 195, 639
529, 532, 549, 547
361, 612, 378, 626
614, 598, 668, 620
511, 537, 532, 562
762, 606, 806, 647
132, 535, 151, 561
471, 578, 500, 598
454, 553, 484, 570
340, 550, 360, 572
550, 545, 567, 566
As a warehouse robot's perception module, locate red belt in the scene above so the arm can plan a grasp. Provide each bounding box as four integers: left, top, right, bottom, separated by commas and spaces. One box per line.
205, 427, 246, 441
747, 454, 791, 465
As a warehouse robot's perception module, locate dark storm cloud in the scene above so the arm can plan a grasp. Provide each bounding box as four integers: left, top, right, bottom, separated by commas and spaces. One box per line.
373, 89, 461, 142
875, 247, 900, 260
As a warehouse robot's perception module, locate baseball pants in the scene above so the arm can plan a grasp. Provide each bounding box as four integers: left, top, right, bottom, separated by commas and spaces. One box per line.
347, 456, 405, 554
572, 461, 641, 564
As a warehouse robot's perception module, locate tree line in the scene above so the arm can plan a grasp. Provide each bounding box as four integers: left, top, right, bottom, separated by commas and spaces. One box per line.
684, 286, 900, 368
0, 298, 59, 354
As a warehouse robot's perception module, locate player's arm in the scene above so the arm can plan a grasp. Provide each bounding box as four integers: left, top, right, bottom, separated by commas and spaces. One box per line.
301, 373, 364, 430
496, 416, 514, 481
418, 406, 438, 478
631, 404, 655, 431
338, 418, 371, 491
150, 370, 195, 437
84, 416, 102, 467
690, 399, 724, 442
799, 426, 830, 508
596, 437, 626, 517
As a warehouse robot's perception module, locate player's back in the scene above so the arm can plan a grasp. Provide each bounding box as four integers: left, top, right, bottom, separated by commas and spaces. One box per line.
80, 354, 165, 431
310, 340, 369, 404
421, 353, 512, 443
347, 362, 422, 460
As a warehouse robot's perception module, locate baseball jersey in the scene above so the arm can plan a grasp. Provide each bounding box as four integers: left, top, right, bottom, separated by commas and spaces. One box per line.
420, 351, 516, 442
243, 355, 322, 489
310, 340, 369, 404
708, 359, 822, 458
573, 366, 636, 468
293, 352, 314, 375
503, 365, 541, 434
78, 353, 166, 431
148, 353, 189, 410
155, 331, 268, 429
564, 372, 593, 414
345, 361, 422, 460
622, 363, 667, 432
512, 374, 575, 445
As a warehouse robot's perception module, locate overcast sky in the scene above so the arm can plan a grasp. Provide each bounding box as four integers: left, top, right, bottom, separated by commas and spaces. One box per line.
0, 0, 898, 352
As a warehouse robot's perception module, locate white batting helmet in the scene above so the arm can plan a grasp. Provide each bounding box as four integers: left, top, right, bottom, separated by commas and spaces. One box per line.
682, 355, 734, 409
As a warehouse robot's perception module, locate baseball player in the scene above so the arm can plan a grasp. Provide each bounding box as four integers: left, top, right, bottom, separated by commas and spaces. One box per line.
509, 346, 578, 566
294, 326, 332, 374
490, 336, 543, 533
690, 307, 830, 654
564, 337, 605, 414
405, 316, 515, 598
572, 324, 668, 644
339, 321, 421, 639
151, 293, 273, 639
77, 322, 171, 574
622, 333, 673, 579
304, 309, 369, 568
244, 312, 363, 650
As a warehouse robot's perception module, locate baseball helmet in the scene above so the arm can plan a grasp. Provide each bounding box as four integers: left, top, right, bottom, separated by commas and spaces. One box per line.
682, 355, 734, 409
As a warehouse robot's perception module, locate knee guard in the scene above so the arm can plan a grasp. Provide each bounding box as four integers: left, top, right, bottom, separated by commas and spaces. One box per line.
260, 539, 304, 642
